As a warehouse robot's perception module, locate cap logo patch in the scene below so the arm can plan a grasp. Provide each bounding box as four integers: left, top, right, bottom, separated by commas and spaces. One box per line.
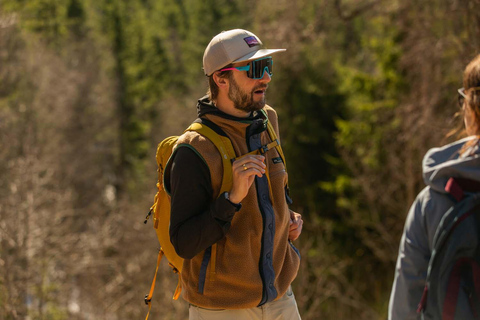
244, 36, 260, 47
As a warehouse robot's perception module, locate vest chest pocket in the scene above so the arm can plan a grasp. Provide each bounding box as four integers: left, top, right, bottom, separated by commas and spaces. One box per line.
266, 149, 289, 207
268, 150, 287, 183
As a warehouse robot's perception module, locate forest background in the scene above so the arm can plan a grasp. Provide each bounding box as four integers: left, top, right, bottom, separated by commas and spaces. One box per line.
1, 0, 479, 319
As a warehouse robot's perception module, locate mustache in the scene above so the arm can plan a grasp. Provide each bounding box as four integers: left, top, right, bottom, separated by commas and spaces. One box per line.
252, 84, 268, 92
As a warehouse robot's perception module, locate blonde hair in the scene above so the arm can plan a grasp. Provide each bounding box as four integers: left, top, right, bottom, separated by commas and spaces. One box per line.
459, 54, 480, 154
463, 55, 480, 121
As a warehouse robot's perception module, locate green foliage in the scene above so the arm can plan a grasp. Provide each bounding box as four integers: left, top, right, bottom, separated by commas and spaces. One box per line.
319, 14, 407, 315
335, 16, 405, 194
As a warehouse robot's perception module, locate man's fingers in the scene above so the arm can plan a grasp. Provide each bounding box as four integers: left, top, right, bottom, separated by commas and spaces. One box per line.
234, 161, 265, 176
289, 215, 303, 233
289, 229, 301, 241
288, 211, 303, 241
289, 220, 303, 241
242, 164, 265, 174
289, 219, 302, 231
233, 155, 266, 170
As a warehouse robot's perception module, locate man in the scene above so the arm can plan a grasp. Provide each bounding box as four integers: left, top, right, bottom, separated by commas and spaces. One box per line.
167, 29, 303, 320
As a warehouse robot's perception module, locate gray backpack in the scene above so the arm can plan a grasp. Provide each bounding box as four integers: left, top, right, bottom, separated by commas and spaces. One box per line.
418, 177, 480, 320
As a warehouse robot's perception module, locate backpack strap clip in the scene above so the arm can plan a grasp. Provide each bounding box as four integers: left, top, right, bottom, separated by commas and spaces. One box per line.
260, 139, 280, 154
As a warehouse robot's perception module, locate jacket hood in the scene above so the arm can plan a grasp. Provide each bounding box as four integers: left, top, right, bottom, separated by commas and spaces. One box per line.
196, 95, 267, 123
423, 136, 480, 193
197, 96, 218, 117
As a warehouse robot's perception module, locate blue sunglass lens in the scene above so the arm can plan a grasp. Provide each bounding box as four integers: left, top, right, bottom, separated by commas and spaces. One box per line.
248, 58, 273, 79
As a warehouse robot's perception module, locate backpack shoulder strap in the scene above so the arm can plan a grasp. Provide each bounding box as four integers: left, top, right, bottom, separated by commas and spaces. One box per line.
429, 178, 480, 254
185, 119, 236, 195
260, 108, 287, 170
265, 120, 287, 172
183, 119, 237, 284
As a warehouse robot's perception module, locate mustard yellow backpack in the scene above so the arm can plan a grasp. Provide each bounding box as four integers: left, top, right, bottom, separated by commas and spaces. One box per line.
143, 116, 286, 319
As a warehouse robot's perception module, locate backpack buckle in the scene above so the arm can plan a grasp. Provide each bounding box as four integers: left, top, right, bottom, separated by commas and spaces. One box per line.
144, 208, 153, 224
144, 294, 151, 305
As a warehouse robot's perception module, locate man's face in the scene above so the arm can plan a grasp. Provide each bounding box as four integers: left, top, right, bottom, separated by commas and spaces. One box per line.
227, 61, 271, 113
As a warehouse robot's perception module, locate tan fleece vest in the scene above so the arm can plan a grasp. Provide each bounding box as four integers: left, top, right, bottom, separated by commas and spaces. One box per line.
175, 105, 300, 309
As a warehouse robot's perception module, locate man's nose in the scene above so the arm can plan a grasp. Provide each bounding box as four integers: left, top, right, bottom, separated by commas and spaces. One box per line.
259, 69, 271, 83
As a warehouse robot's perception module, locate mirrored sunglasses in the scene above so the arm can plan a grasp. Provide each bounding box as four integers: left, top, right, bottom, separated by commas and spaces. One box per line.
219, 56, 273, 79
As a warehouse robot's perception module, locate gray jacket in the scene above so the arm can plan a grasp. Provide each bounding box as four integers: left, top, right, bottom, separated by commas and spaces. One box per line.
388, 137, 480, 320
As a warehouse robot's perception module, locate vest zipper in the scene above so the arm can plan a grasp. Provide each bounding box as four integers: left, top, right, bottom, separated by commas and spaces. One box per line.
247, 120, 277, 306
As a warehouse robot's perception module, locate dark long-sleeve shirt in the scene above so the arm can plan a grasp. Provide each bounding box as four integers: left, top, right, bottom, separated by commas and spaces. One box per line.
169, 147, 239, 259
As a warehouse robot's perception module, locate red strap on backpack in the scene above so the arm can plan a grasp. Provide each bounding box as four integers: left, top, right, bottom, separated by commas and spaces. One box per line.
442, 258, 480, 320
445, 177, 480, 201
417, 286, 429, 313
443, 258, 469, 320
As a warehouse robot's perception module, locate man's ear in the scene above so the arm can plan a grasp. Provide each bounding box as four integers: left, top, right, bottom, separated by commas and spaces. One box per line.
213, 72, 229, 89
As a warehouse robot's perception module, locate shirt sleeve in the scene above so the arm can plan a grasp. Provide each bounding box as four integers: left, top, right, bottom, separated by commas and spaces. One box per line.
169, 146, 238, 260
388, 188, 431, 320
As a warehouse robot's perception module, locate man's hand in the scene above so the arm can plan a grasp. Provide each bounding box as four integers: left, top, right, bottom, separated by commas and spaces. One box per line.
289, 211, 303, 241
229, 155, 265, 204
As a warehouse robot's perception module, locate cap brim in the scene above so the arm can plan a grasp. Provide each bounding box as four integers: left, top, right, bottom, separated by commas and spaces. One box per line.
233, 48, 286, 64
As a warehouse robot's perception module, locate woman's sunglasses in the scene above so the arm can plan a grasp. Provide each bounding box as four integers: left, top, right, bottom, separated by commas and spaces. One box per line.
219, 57, 273, 80
458, 87, 480, 108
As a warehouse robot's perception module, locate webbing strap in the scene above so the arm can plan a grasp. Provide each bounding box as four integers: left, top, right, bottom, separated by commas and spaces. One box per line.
266, 121, 287, 171
231, 123, 284, 162
234, 139, 280, 160
232, 122, 285, 163
210, 244, 217, 281
145, 302, 152, 320
445, 177, 480, 202
417, 286, 428, 313
265, 121, 286, 207
443, 258, 470, 320
446, 178, 465, 202
198, 247, 212, 294
442, 258, 479, 320
173, 276, 182, 300
144, 249, 164, 320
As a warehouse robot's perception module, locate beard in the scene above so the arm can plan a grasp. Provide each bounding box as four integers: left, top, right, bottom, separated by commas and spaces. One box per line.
228, 76, 267, 113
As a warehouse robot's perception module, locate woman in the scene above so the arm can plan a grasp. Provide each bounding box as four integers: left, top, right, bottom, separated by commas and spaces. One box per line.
389, 54, 480, 319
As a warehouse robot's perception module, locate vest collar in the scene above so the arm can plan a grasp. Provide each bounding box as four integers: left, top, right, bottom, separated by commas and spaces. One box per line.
197, 96, 269, 139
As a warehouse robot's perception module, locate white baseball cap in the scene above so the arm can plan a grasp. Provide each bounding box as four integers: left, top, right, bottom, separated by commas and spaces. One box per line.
203, 29, 286, 76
